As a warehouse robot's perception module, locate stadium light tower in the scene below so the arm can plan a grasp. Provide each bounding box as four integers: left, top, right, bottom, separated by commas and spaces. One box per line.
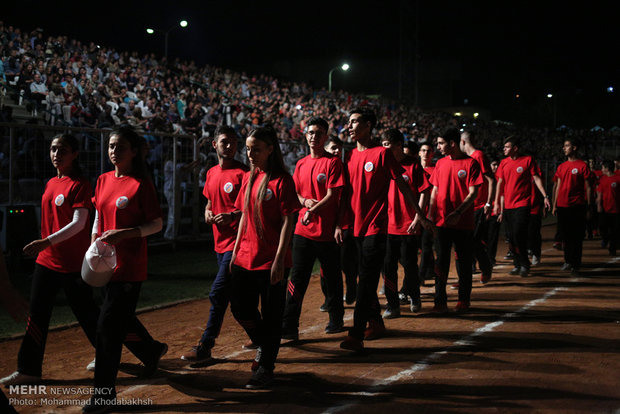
328, 63, 350, 92
146, 20, 188, 59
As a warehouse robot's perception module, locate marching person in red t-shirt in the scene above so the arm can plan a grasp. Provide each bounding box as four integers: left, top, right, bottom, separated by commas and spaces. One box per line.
460, 129, 496, 284
180, 126, 249, 364
229, 126, 300, 389
85, 125, 165, 412
596, 159, 619, 256
494, 136, 550, 278
428, 128, 483, 313
282, 117, 345, 340
418, 140, 436, 283
380, 129, 429, 317
337, 107, 431, 352
487, 157, 502, 266
552, 139, 591, 274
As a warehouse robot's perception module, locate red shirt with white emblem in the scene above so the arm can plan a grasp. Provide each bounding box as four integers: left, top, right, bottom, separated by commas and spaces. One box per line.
93, 171, 162, 282
203, 160, 249, 253
596, 174, 620, 213
37, 176, 92, 273
293, 154, 344, 241
346, 146, 404, 237
429, 155, 483, 230
233, 171, 300, 271
387, 156, 430, 235
497, 155, 539, 210
554, 159, 590, 207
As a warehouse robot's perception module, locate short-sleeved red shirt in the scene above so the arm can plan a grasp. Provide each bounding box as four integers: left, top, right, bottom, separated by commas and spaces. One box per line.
497, 155, 539, 210
470, 150, 492, 211
429, 155, 483, 230
93, 172, 162, 282
346, 146, 404, 237
387, 156, 430, 235
37, 176, 92, 273
597, 174, 620, 213
293, 154, 344, 241
554, 159, 590, 207
233, 171, 300, 271
203, 160, 249, 253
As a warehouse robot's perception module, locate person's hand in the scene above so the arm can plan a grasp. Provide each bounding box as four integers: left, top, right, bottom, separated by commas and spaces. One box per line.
483, 204, 492, 219
334, 226, 344, 245
407, 218, 421, 235
301, 210, 313, 225
552, 206, 557, 216
444, 211, 461, 227
23, 238, 51, 257
213, 212, 233, 225
229, 253, 236, 274
303, 198, 318, 209
493, 204, 500, 217
544, 198, 551, 212
99, 229, 128, 245
496, 212, 503, 223
204, 209, 214, 224
270, 258, 285, 285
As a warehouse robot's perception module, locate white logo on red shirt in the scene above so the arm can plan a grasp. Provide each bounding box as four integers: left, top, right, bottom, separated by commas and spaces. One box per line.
223, 182, 234, 193
402, 174, 410, 183
516, 166, 524, 174
364, 162, 374, 172
317, 173, 327, 183
54, 194, 65, 206
116, 196, 129, 209
571, 168, 579, 175
612, 182, 617, 188
265, 188, 273, 201
457, 170, 467, 179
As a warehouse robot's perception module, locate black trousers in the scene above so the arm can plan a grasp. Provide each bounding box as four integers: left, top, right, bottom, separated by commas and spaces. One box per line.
418, 227, 435, 279
528, 213, 542, 258
504, 206, 531, 268
472, 208, 493, 276
434, 227, 473, 305
321, 229, 358, 301
349, 234, 386, 340
94, 281, 159, 396
557, 205, 587, 268
599, 212, 619, 253
383, 234, 420, 309
230, 265, 287, 372
487, 215, 501, 264
283, 235, 343, 331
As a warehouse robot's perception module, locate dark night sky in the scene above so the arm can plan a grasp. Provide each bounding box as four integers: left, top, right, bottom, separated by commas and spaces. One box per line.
3, 1, 618, 124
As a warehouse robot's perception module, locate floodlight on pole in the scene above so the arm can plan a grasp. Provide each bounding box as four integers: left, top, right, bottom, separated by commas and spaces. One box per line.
328, 63, 350, 92
146, 20, 189, 59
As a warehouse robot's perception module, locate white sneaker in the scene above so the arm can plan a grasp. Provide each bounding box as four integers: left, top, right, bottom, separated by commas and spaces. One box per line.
531, 255, 540, 266
86, 358, 96, 372
0, 371, 41, 385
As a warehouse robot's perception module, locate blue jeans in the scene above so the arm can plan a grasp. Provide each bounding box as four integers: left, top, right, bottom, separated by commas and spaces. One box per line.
199, 251, 233, 349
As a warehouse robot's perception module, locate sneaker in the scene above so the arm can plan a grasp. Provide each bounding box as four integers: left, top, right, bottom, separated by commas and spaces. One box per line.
553, 242, 563, 251
519, 266, 529, 277
409, 298, 422, 313
344, 294, 356, 305
82, 394, 116, 413
339, 335, 364, 352
509, 267, 520, 275
455, 301, 470, 312
245, 366, 274, 389
325, 321, 345, 334
382, 307, 401, 319
503, 251, 514, 260
378, 285, 385, 295
251, 347, 262, 371
570, 267, 580, 276
450, 282, 460, 289
480, 273, 492, 284
398, 292, 409, 305
242, 339, 259, 350
319, 302, 328, 312
86, 358, 96, 372
561, 263, 573, 272
0, 371, 40, 385
142, 341, 168, 377
281, 329, 299, 341
181, 345, 212, 363
431, 303, 449, 314
364, 319, 386, 340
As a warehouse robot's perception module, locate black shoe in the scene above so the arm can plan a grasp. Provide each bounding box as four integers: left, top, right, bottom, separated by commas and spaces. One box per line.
319, 302, 328, 312
344, 294, 356, 305
281, 329, 299, 341
142, 341, 168, 377
398, 292, 409, 305
245, 366, 274, 389
325, 321, 345, 334
82, 394, 116, 413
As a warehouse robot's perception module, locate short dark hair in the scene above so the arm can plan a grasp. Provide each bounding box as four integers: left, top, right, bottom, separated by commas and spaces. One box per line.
381, 128, 404, 146
602, 159, 614, 171
406, 140, 419, 154
326, 135, 343, 147
504, 136, 520, 148
307, 116, 329, 132
214, 125, 238, 139
462, 128, 477, 146
419, 140, 434, 150
439, 127, 461, 145
349, 106, 377, 130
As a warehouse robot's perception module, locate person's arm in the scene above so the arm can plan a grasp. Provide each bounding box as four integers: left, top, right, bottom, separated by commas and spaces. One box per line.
23, 207, 89, 256
427, 186, 438, 222
302, 187, 342, 225
533, 174, 551, 211
99, 218, 163, 245
334, 184, 350, 245
394, 174, 432, 230
271, 213, 296, 285
493, 177, 503, 216
484, 172, 496, 217
407, 190, 428, 234
552, 178, 560, 215
204, 199, 214, 224
445, 185, 480, 227
229, 210, 246, 273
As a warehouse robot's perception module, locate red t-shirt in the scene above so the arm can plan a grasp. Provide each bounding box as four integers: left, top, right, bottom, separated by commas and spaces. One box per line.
37, 176, 92, 273
233, 171, 300, 271
93, 171, 162, 282
554, 159, 590, 207
497, 155, 539, 209
597, 174, 620, 213
293, 154, 344, 241
387, 156, 430, 235
429, 155, 483, 230
346, 146, 404, 237
470, 150, 492, 211
202, 161, 249, 253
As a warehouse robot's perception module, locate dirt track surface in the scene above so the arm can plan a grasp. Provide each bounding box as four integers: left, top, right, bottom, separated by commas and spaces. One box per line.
2, 225, 620, 414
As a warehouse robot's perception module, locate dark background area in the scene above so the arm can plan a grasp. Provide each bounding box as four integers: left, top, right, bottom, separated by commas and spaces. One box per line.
3, 1, 618, 128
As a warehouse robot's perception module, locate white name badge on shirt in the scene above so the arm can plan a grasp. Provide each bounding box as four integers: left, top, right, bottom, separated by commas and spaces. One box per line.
223, 182, 234, 193
55, 194, 65, 206
571, 168, 579, 175
457, 170, 467, 179
265, 188, 273, 201
116, 196, 129, 209
364, 162, 374, 172
317, 173, 327, 183
516, 166, 524, 174
402, 174, 410, 182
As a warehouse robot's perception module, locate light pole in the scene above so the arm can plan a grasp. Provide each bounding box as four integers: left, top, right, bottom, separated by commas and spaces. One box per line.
328, 63, 350, 92
146, 20, 188, 59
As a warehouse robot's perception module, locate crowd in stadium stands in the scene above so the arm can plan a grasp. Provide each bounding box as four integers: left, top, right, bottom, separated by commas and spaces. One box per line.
1, 21, 618, 171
